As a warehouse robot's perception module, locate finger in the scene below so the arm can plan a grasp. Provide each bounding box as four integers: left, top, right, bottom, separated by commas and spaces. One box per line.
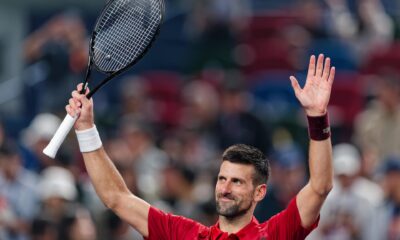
78, 83, 90, 95
328, 67, 336, 85
73, 89, 92, 110
66, 105, 74, 116
71, 92, 83, 107
77, 83, 84, 91
80, 94, 93, 112
72, 90, 79, 98
316, 53, 324, 77
290, 76, 302, 97
69, 98, 79, 110
84, 86, 90, 96
307, 55, 316, 78
322, 57, 331, 80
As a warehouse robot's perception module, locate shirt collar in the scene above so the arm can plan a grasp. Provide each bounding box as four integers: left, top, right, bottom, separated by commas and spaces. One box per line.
210, 216, 260, 238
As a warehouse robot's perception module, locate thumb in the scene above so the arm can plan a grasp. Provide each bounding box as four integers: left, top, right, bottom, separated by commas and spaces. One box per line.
290, 76, 302, 97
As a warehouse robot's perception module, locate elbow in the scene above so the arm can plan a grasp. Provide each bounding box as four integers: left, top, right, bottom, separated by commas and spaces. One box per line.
310, 181, 333, 197
320, 184, 333, 196
102, 192, 126, 210
103, 194, 119, 210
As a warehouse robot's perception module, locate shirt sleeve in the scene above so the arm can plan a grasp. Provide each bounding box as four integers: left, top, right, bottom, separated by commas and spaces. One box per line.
262, 196, 319, 239
144, 206, 205, 240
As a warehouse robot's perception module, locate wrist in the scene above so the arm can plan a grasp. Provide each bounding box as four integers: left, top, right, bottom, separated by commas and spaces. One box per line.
305, 109, 327, 117
307, 113, 331, 141
76, 122, 95, 131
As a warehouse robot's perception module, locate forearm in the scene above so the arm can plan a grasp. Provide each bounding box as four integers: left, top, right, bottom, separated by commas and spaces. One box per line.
296, 122, 333, 227
82, 147, 131, 209
69, 86, 150, 236
308, 138, 333, 196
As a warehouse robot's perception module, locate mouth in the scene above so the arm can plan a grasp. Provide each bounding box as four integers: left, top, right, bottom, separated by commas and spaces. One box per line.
218, 196, 235, 202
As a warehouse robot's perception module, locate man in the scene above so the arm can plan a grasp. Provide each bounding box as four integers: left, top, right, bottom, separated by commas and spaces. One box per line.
0, 141, 39, 240
65, 54, 335, 239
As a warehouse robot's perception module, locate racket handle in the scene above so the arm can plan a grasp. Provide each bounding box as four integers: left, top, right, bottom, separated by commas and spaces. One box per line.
43, 114, 78, 158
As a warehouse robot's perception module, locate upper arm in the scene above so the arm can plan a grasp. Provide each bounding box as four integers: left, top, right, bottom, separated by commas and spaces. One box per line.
112, 192, 151, 237
296, 182, 327, 228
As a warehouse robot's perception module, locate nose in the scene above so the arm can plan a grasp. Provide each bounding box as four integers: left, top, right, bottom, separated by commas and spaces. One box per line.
219, 180, 232, 194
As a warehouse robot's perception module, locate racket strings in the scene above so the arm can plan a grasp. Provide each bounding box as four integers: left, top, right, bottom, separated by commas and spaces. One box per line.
96, 0, 159, 68
93, 0, 162, 72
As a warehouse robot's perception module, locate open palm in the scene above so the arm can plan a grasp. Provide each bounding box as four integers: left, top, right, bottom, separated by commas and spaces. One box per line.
290, 54, 335, 116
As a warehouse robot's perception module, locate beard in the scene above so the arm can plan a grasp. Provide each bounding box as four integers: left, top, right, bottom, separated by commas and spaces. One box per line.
215, 194, 252, 219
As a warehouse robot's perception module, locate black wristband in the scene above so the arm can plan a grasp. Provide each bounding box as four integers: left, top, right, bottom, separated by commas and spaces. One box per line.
307, 113, 331, 141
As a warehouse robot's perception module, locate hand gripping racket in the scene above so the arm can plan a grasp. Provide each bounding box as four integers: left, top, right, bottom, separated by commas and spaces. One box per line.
43, 0, 164, 158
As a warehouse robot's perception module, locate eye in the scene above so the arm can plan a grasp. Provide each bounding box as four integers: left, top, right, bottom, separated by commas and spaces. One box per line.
232, 178, 242, 185
218, 176, 226, 182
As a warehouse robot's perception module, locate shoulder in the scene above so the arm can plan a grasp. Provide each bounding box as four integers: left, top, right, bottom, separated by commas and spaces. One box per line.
147, 206, 208, 240
259, 197, 319, 239
149, 206, 205, 225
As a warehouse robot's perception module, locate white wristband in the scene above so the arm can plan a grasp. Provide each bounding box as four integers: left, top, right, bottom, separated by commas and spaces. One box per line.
75, 125, 102, 153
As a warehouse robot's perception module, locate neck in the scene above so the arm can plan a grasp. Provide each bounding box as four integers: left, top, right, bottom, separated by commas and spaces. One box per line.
218, 209, 254, 234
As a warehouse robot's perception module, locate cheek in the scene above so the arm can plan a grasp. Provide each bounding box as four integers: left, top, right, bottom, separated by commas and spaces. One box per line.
215, 183, 222, 195
233, 187, 251, 199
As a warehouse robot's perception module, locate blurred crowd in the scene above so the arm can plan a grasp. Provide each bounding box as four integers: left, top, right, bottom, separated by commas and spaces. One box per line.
2, 0, 400, 239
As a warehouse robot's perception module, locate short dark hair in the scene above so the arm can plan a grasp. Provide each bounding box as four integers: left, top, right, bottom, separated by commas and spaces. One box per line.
222, 144, 270, 186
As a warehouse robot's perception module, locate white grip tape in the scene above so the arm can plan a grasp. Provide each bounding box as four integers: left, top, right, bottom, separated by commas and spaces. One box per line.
75, 125, 102, 153
43, 114, 78, 158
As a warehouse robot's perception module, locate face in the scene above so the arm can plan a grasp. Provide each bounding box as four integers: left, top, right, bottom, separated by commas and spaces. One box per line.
0, 154, 21, 180
215, 161, 265, 219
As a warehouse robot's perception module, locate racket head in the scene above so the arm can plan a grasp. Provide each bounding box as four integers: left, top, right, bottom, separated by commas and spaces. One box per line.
89, 0, 164, 74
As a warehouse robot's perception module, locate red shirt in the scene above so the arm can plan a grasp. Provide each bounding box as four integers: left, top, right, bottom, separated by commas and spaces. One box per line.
145, 196, 319, 240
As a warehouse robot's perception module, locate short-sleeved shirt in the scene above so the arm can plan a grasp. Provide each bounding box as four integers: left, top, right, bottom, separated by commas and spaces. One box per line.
145, 196, 319, 240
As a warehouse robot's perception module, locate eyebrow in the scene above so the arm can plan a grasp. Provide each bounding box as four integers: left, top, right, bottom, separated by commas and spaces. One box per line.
218, 175, 247, 183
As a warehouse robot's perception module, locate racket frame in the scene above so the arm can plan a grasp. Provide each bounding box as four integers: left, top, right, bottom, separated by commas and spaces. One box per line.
83, 0, 165, 98
43, 0, 165, 158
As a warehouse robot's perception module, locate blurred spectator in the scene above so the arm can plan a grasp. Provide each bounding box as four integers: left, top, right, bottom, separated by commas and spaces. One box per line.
255, 132, 306, 221
308, 143, 384, 240
374, 157, 400, 240
118, 116, 168, 202
174, 80, 220, 168
353, 72, 400, 176
37, 166, 78, 221
19, 113, 61, 172
216, 71, 271, 153
187, 0, 251, 37
119, 77, 152, 122
101, 210, 142, 240
30, 218, 57, 240
23, 11, 88, 115
34, 166, 97, 239
296, 0, 331, 39
181, 80, 219, 134
159, 164, 204, 221
0, 141, 39, 240
58, 208, 96, 240
185, 0, 251, 71
326, 0, 394, 61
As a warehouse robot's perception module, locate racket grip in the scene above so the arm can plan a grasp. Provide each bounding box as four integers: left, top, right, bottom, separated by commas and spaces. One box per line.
43, 114, 78, 158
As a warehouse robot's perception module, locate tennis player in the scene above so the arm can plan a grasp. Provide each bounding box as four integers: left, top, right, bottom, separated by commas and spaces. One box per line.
66, 54, 335, 239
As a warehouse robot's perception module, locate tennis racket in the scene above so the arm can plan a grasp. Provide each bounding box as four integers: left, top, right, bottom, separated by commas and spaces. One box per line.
43, 0, 164, 158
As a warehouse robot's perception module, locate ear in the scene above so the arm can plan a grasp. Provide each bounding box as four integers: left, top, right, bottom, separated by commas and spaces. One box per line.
254, 184, 267, 202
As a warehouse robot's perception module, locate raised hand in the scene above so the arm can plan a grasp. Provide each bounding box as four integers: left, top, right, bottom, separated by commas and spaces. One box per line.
66, 83, 94, 131
290, 54, 335, 116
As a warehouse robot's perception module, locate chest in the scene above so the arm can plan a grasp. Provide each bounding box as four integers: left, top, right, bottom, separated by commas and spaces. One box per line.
196, 227, 268, 240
